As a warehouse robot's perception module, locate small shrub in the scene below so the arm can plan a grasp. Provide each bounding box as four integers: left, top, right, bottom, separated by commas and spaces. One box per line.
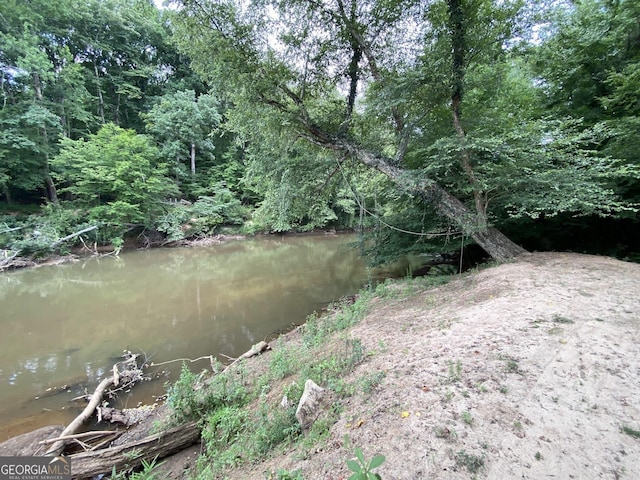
359, 371, 386, 394
251, 401, 301, 457
553, 314, 574, 324
503, 357, 521, 374
434, 425, 456, 440
166, 364, 200, 423
269, 344, 300, 380
203, 405, 247, 452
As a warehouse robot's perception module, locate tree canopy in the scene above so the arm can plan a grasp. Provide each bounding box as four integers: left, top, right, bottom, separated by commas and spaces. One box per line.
165, 0, 637, 260
1, 0, 638, 262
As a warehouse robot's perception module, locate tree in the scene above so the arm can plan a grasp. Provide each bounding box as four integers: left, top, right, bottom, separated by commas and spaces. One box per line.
168, 0, 527, 259
51, 123, 178, 230
170, 0, 637, 260
0, 0, 201, 205
534, 0, 640, 204
0, 16, 66, 203
143, 89, 221, 178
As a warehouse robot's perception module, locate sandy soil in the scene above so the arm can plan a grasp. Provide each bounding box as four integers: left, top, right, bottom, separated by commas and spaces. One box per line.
227, 252, 640, 479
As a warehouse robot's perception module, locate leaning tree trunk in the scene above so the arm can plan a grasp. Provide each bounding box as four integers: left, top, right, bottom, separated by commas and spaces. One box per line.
321, 137, 527, 261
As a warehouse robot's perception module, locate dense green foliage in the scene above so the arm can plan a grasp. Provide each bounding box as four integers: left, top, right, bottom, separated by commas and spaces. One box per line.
1, 0, 639, 262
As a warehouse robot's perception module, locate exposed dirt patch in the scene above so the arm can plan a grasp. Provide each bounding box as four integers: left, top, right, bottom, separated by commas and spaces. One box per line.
218, 252, 640, 479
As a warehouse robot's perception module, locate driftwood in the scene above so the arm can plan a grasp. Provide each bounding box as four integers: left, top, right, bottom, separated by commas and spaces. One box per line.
45, 354, 143, 456
0, 250, 22, 270
40, 431, 119, 445
220, 341, 271, 371
43, 344, 269, 472
69, 422, 200, 479
151, 341, 271, 373
45, 376, 115, 456
51, 225, 98, 248
97, 406, 129, 425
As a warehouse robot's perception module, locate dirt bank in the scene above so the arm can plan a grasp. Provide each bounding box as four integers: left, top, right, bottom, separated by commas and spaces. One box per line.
218, 252, 640, 479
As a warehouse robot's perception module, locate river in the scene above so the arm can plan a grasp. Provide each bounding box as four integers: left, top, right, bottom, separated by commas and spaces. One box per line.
0, 234, 368, 441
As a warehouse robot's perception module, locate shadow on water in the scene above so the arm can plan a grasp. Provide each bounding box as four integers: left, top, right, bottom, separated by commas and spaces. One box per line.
0, 234, 368, 440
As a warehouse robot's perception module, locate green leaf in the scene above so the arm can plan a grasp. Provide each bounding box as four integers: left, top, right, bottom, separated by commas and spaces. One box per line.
346, 459, 361, 473
368, 455, 385, 470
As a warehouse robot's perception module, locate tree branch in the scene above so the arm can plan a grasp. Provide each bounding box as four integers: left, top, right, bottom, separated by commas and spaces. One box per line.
51, 225, 98, 248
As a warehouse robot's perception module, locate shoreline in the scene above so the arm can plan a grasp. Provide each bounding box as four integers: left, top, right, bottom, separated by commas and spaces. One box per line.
0, 228, 353, 273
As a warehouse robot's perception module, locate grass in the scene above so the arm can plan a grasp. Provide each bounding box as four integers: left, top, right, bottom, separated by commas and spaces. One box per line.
621, 425, 640, 439
161, 273, 461, 479
461, 411, 474, 426
266, 469, 305, 480
446, 359, 462, 383
434, 425, 456, 440
505, 359, 520, 373
454, 450, 485, 474
109, 458, 164, 480
161, 281, 398, 479
359, 371, 386, 394
552, 314, 574, 324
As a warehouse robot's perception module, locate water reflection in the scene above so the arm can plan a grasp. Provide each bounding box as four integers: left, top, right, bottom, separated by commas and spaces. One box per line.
0, 234, 367, 439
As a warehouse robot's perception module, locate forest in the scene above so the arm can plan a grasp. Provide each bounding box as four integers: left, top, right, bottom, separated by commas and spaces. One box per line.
1, 0, 639, 265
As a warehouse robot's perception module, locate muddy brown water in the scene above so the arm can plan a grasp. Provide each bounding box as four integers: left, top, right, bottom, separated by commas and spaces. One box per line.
0, 234, 368, 441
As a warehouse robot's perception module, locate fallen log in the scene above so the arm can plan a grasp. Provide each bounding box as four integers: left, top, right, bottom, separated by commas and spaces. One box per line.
39, 431, 120, 445
45, 354, 143, 457
45, 376, 115, 457
69, 422, 200, 479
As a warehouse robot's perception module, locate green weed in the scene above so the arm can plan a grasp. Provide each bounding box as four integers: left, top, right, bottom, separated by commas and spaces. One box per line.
621, 425, 640, 439
109, 458, 164, 480
446, 360, 462, 383
269, 344, 300, 380
359, 371, 386, 394
346, 447, 385, 480
461, 411, 473, 426
454, 450, 485, 474
434, 425, 456, 440
267, 468, 305, 480
166, 364, 201, 423
301, 294, 373, 347
553, 314, 574, 324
